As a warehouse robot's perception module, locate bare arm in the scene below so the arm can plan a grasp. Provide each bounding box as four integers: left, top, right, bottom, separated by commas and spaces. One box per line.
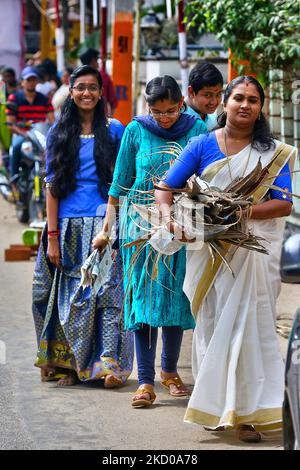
47, 111, 55, 124
155, 181, 192, 241
251, 199, 292, 219
154, 181, 174, 224
92, 195, 119, 250
46, 188, 61, 267
6, 115, 27, 136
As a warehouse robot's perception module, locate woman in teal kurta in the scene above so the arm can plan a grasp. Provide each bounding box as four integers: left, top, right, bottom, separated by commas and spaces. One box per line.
93, 75, 206, 407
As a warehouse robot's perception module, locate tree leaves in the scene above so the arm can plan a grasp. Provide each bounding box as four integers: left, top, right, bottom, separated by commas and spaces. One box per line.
185, 0, 300, 82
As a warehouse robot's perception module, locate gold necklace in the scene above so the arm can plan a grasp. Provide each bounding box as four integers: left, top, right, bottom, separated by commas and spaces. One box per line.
223, 129, 253, 182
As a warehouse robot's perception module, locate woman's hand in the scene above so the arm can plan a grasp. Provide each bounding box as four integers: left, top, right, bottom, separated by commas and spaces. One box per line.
47, 237, 61, 268
236, 206, 253, 220
92, 232, 110, 251
166, 220, 195, 243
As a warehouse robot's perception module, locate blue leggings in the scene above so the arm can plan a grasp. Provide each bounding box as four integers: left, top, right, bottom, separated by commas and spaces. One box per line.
134, 325, 183, 386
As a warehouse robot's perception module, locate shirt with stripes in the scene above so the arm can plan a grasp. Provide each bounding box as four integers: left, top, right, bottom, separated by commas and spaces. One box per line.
6, 90, 53, 123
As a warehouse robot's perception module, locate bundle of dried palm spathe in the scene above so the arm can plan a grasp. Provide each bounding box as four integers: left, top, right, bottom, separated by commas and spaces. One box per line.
171, 157, 270, 254
129, 158, 275, 273
123, 143, 299, 279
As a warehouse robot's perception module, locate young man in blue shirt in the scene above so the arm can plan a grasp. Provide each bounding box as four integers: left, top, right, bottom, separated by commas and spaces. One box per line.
185, 62, 223, 131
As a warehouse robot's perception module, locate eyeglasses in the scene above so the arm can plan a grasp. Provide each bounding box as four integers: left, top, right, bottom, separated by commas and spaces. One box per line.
149, 109, 180, 118
72, 84, 100, 93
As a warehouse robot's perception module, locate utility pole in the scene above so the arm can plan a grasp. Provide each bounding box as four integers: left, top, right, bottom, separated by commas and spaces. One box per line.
166, 0, 172, 19
61, 0, 69, 67
93, 0, 99, 28
80, 0, 86, 43
100, 0, 107, 71
40, 0, 51, 60
112, 0, 134, 124
54, 0, 65, 73
177, 0, 188, 96
133, 0, 141, 115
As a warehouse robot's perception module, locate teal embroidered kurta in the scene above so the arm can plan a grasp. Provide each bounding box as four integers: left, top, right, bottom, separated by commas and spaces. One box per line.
109, 119, 207, 331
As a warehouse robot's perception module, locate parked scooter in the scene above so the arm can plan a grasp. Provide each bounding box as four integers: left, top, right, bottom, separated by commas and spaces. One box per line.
10, 122, 49, 223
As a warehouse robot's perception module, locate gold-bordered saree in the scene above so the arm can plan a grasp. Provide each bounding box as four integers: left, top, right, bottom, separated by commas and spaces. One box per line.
183, 140, 297, 432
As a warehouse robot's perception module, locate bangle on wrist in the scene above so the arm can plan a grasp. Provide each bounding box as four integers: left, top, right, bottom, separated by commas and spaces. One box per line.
48, 229, 60, 238
97, 234, 111, 242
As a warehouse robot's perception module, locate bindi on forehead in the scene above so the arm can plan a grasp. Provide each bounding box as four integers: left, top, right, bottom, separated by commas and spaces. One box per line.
234, 84, 259, 97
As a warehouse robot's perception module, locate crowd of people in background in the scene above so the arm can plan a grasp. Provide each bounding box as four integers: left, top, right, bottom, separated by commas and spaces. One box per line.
0, 49, 118, 201
0, 53, 297, 445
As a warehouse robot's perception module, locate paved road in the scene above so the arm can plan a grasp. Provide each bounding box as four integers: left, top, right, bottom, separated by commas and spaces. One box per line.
0, 196, 299, 450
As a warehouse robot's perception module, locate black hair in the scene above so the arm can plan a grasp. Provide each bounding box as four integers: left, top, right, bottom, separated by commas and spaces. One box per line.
64, 67, 74, 75
189, 61, 223, 94
36, 65, 47, 80
48, 65, 115, 199
80, 48, 99, 66
41, 58, 57, 77
1, 67, 16, 77
217, 75, 275, 152
145, 75, 182, 106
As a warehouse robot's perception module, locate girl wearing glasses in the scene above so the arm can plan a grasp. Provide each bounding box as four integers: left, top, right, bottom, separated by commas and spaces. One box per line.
93, 75, 206, 407
32, 65, 134, 387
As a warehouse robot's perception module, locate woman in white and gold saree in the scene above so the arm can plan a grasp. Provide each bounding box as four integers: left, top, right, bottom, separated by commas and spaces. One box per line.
156, 76, 298, 442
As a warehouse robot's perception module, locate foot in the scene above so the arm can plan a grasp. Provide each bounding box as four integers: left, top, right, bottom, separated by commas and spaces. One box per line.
132, 384, 156, 407
104, 374, 123, 389
56, 370, 78, 387
41, 367, 56, 382
160, 371, 190, 397
236, 425, 262, 443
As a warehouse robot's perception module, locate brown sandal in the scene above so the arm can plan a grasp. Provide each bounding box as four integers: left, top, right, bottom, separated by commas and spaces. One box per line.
40, 368, 66, 382
104, 375, 123, 389
236, 425, 262, 443
132, 384, 156, 408
160, 374, 190, 397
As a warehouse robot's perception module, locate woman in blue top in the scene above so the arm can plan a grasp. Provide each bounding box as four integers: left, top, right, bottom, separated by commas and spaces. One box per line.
156, 76, 297, 442
32, 65, 134, 387
93, 75, 206, 407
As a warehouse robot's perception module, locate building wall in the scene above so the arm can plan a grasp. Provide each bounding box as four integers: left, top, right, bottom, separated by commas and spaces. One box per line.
0, 0, 23, 77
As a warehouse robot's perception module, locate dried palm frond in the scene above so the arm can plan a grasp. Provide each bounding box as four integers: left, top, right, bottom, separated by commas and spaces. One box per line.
121, 143, 296, 283
128, 158, 279, 278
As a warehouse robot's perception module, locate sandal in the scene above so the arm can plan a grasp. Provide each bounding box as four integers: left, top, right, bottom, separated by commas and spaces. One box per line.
56, 370, 78, 387
104, 374, 123, 389
132, 384, 156, 408
40, 368, 66, 382
160, 373, 190, 397
236, 425, 262, 443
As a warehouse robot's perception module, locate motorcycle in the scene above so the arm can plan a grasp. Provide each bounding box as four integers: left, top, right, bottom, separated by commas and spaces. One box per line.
10, 122, 49, 224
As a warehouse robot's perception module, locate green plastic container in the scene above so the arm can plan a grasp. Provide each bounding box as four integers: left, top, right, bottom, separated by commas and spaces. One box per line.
22, 228, 41, 246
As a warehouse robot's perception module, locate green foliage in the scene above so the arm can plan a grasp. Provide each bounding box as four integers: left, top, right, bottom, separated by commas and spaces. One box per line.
185, 0, 300, 83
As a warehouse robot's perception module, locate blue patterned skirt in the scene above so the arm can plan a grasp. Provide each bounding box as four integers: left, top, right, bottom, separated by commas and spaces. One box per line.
32, 217, 134, 383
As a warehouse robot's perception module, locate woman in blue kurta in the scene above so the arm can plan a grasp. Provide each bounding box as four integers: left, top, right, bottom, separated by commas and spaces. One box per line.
93, 75, 206, 407
32, 65, 134, 387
